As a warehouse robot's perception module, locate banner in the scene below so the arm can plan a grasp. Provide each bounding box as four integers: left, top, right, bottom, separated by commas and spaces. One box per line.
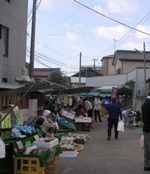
111, 87, 118, 98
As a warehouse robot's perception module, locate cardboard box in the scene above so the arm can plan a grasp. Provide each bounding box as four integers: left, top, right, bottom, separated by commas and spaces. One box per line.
45, 157, 59, 174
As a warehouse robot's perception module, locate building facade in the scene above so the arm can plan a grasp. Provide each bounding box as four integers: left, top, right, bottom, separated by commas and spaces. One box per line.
101, 55, 115, 75
0, 0, 28, 83
113, 50, 150, 74
33, 68, 61, 81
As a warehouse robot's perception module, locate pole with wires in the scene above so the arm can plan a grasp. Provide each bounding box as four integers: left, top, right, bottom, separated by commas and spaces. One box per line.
143, 42, 147, 96
29, 0, 37, 78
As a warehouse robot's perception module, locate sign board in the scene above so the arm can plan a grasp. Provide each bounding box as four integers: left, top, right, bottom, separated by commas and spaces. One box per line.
29, 99, 38, 117
61, 109, 75, 120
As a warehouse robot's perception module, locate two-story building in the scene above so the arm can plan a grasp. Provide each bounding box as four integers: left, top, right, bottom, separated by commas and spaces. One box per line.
101, 55, 115, 75
0, 0, 28, 84
0, 0, 28, 109
112, 50, 150, 74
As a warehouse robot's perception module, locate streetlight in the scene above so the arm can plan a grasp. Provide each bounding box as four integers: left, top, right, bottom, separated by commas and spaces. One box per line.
135, 42, 147, 96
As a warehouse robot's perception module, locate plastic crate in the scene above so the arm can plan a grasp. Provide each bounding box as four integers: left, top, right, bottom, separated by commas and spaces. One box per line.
0, 128, 11, 140
14, 156, 45, 174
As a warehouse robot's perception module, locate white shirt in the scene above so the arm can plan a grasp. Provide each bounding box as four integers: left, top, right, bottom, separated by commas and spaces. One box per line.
94, 98, 101, 110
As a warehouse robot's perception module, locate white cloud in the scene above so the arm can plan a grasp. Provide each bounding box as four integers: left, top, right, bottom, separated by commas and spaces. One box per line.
73, 44, 85, 51
106, 0, 140, 15
93, 5, 105, 13
75, 23, 83, 29
135, 25, 150, 40
120, 41, 141, 50
66, 32, 79, 41
40, 0, 72, 10
63, 23, 70, 28
94, 25, 127, 40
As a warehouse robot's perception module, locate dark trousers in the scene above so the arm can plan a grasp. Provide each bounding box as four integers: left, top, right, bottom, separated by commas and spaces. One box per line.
107, 119, 118, 138
144, 132, 150, 167
87, 109, 93, 117
94, 110, 101, 122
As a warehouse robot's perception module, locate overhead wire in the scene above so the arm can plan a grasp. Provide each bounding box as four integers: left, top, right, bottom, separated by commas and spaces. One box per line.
82, 10, 150, 58
73, 0, 150, 36
26, 49, 79, 70
27, 0, 42, 25
35, 42, 78, 60
34, 50, 79, 69
27, 54, 79, 74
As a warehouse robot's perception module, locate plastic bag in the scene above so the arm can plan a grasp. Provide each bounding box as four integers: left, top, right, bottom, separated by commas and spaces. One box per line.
0, 138, 6, 159
139, 135, 144, 149
117, 120, 124, 132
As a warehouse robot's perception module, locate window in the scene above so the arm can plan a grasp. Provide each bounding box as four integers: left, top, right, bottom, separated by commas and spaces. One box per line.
117, 68, 121, 74
2, 78, 8, 83
5, 0, 11, 3
0, 24, 9, 56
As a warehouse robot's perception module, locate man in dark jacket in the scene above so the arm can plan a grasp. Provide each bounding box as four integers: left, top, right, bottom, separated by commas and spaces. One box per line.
141, 92, 150, 171
106, 98, 122, 140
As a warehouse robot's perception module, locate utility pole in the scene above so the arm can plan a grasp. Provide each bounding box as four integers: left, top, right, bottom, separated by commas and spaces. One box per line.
29, 0, 37, 78
113, 39, 117, 52
143, 42, 147, 96
91, 58, 98, 69
79, 52, 82, 87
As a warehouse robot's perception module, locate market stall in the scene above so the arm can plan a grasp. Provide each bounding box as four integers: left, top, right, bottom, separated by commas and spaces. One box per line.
0, 108, 61, 174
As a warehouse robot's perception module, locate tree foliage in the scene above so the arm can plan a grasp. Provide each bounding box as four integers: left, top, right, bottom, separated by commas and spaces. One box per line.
49, 71, 70, 86
118, 80, 135, 97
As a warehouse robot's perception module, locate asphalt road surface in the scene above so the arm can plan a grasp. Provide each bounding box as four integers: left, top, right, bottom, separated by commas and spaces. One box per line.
59, 119, 147, 174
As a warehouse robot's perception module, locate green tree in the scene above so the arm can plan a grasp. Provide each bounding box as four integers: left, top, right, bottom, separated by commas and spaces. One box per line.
49, 71, 70, 86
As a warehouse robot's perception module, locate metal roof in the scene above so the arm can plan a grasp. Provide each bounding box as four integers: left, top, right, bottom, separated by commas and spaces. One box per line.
0, 83, 23, 90
0, 80, 65, 94
115, 50, 150, 61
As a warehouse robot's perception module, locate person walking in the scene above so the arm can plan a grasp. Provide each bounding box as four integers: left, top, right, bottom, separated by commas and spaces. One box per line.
106, 98, 122, 140
94, 95, 102, 122
141, 92, 150, 171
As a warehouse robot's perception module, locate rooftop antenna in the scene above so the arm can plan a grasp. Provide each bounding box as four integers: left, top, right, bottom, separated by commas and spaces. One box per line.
113, 39, 117, 52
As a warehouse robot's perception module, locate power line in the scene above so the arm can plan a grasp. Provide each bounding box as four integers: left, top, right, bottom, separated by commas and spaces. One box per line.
34, 50, 79, 69
27, 0, 42, 25
35, 43, 78, 60
73, 0, 150, 36
115, 12, 150, 46
82, 11, 150, 59
27, 49, 79, 69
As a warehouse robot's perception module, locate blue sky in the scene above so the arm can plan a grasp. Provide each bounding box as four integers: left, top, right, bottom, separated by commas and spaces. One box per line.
27, 0, 150, 76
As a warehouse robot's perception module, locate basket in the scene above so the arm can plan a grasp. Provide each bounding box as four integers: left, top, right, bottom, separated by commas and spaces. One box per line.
14, 156, 45, 174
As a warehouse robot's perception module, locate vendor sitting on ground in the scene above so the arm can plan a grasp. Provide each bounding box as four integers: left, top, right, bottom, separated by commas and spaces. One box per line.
34, 110, 57, 135
76, 104, 87, 117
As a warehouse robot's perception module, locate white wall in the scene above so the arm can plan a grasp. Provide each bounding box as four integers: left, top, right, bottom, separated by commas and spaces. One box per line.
122, 61, 150, 74
86, 74, 127, 87
0, 0, 28, 83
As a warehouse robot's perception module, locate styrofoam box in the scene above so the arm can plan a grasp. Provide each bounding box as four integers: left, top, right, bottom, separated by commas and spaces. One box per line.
34, 138, 59, 149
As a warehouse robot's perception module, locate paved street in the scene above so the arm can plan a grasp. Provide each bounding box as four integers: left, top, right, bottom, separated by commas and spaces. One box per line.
59, 118, 147, 174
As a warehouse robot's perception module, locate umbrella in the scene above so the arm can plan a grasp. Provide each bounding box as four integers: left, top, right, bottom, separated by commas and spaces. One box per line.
95, 86, 117, 94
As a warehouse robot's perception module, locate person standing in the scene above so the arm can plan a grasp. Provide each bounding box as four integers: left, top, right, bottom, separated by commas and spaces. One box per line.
106, 98, 122, 140
141, 92, 150, 171
94, 95, 102, 122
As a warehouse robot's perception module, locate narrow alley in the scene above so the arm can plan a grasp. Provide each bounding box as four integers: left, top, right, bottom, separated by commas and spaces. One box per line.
59, 119, 146, 174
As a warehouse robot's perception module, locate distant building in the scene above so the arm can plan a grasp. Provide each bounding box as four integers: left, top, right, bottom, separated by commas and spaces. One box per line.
101, 55, 115, 75
33, 68, 61, 81
113, 50, 150, 74
71, 67, 102, 87
0, 0, 28, 84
